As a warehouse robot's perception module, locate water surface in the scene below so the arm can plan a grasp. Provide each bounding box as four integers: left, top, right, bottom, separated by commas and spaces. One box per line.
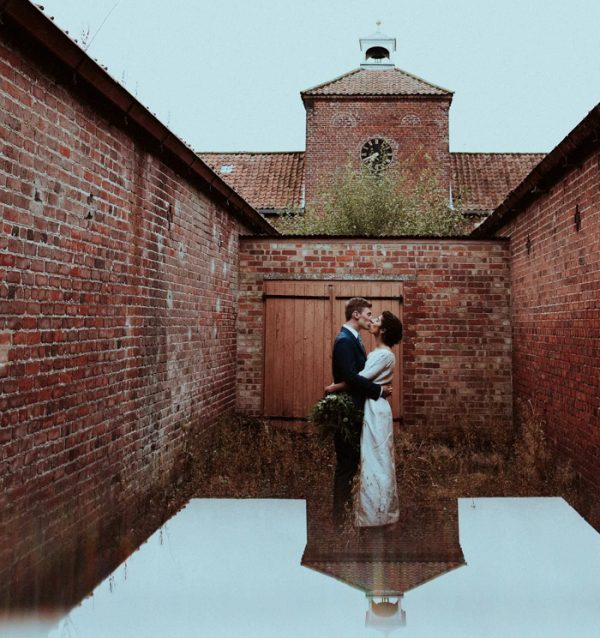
4, 497, 600, 637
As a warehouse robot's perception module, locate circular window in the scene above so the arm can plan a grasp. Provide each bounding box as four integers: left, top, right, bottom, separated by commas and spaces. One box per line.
360, 137, 393, 171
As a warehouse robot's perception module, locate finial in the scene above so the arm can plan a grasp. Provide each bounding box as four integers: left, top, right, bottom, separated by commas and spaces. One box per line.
359, 24, 396, 69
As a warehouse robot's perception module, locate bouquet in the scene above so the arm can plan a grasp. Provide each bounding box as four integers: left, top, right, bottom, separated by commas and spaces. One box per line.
309, 392, 363, 443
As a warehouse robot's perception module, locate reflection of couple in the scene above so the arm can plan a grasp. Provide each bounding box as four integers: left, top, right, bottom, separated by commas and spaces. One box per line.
325, 297, 403, 529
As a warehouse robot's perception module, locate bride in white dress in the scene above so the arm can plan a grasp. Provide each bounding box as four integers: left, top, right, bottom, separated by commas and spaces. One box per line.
326, 311, 403, 527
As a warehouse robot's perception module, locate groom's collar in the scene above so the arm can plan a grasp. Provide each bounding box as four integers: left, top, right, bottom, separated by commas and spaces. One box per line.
342, 323, 359, 339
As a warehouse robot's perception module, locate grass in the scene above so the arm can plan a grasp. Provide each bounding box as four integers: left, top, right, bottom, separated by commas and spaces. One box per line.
186, 403, 599, 532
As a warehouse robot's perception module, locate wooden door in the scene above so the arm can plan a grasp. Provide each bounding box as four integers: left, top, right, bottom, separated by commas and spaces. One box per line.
263, 280, 403, 422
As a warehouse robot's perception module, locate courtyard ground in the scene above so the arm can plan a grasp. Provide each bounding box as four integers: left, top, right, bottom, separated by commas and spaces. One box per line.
183, 403, 599, 533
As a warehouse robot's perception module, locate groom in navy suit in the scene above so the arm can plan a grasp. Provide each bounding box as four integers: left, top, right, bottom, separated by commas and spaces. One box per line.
330, 297, 391, 528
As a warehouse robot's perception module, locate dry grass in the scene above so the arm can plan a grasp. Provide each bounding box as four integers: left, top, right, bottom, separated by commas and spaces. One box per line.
185, 405, 599, 532
187, 415, 335, 501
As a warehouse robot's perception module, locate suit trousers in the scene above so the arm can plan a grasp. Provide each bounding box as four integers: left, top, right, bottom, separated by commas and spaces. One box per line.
332, 427, 361, 528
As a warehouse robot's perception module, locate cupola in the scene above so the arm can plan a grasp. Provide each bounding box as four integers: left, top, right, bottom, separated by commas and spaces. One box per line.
360, 22, 396, 69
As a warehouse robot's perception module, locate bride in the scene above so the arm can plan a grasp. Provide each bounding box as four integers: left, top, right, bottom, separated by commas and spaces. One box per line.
326, 311, 403, 527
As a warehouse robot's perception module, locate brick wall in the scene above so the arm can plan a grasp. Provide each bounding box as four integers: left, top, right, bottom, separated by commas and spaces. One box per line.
303, 97, 451, 206
496, 149, 600, 496
0, 30, 249, 600
238, 238, 511, 431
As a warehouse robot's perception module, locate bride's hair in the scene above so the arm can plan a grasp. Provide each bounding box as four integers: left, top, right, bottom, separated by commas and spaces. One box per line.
380, 311, 403, 347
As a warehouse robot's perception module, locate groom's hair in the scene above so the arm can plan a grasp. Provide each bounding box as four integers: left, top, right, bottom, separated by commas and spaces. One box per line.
345, 297, 372, 321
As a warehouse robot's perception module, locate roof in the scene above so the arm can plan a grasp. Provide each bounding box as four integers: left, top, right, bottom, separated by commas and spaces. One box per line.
3, 0, 276, 236
202, 149, 545, 215
452, 153, 545, 214
472, 103, 600, 237
301, 68, 453, 98
198, 152, 304, 211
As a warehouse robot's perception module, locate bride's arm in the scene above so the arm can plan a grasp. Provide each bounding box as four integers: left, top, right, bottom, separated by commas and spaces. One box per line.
357, 351, 392, 381
326, 353, 392, 392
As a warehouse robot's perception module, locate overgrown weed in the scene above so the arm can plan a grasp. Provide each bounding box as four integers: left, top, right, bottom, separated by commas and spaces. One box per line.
186, 407, 598, 532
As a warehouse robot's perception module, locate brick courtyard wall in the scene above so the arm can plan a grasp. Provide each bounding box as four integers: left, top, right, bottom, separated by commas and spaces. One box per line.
495, 149, 600, 497
238, 238, 512, 431
303, 97, 451, 207
0, 28, 252, 600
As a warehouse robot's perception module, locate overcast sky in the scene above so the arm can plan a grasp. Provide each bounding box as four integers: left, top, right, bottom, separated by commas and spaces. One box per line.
40, 0, 600, 154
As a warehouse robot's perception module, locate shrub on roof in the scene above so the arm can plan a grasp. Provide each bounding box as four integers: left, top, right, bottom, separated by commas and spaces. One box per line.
274, 151, 466, 237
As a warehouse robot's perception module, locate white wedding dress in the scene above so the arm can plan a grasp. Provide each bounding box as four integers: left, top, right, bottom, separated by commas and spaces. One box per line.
355, 347, 400, 527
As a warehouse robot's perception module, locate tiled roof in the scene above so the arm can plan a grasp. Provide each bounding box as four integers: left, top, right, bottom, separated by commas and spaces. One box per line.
302, 68, 452, 97
198, 152, 304, 211
451, 152, 545, 213
472, 102, 600, 237
198, 150, 545, 216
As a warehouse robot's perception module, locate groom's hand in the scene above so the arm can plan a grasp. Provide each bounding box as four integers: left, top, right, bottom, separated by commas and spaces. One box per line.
382, 385, 392, 398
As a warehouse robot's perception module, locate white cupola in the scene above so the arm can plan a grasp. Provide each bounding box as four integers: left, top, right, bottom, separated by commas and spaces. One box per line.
360, 22, 396, 69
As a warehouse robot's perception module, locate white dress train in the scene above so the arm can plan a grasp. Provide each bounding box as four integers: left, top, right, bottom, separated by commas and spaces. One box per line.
355, 347, 400, 527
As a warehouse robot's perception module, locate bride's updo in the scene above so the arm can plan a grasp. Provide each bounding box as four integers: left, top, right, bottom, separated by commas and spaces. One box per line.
380, 311, 403, 347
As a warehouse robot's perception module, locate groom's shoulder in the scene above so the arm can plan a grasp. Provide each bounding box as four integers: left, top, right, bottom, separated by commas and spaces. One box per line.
334, 328, 353, 344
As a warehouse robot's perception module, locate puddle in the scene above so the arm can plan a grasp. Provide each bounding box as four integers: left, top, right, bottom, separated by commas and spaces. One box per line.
2, 497, 600, 637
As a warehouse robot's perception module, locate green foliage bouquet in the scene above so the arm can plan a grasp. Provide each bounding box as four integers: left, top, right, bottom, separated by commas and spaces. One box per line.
309, 392, 363, 443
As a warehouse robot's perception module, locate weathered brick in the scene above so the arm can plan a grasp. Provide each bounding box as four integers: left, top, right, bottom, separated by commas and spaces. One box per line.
496, 149, 600, 497
237, 238, 512, 432
0, 29, 248, 596
304, 98, 451, 205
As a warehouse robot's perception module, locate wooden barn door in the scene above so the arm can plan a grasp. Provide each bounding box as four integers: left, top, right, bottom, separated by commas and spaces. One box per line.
263, 280, 403, 424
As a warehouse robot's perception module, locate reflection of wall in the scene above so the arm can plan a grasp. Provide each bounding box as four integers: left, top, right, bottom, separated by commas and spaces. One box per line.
238, 238, 512, 431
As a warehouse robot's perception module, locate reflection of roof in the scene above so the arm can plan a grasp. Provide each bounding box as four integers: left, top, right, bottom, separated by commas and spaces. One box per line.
305, 560, 464, 594
452, 153, 545, 214
198, 152, 304, 212
301, 499, 465, 595
301, 68, 452, 98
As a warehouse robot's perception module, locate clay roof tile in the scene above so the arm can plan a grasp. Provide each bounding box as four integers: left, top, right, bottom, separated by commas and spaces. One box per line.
451, 152, 545, 213
198, 151, 304, 211
302, 68, 452, 98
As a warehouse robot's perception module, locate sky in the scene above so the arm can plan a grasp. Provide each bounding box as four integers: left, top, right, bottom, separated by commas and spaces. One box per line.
39, 0, 600, 155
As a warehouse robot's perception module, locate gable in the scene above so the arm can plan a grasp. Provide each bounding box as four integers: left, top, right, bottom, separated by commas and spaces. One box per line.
301, 68, 453, 98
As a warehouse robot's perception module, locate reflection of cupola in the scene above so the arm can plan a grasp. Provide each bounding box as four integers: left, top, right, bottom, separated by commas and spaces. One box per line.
360, 22, 396, 69
366, 593, 407, 636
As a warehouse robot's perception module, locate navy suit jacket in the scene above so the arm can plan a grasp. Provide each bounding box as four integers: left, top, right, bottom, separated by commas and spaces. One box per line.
332, 327, 381, 409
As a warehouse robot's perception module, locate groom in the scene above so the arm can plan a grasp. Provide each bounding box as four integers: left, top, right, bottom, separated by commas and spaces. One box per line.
330, 297, 392, 528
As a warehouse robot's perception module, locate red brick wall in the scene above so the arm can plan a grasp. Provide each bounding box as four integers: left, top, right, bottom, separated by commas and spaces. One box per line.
496, 149, 600, 495
303, 97, 451, 206
238, 238, 511, 431
0, 33, 248, 597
